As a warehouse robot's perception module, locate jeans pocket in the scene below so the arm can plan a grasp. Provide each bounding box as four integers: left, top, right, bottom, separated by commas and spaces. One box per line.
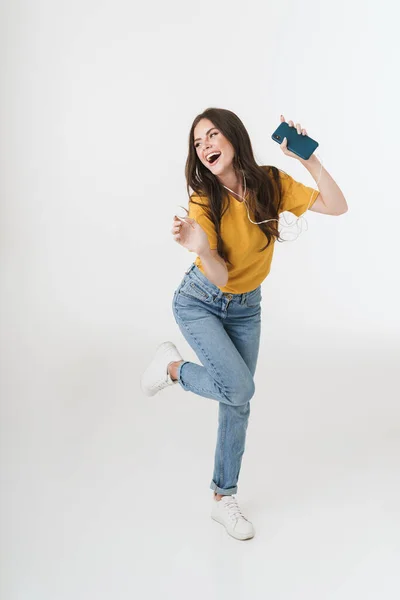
245, 286, 262, 307
178, 277, 214, 304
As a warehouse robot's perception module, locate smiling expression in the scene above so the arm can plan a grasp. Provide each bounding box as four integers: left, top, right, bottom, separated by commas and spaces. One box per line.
193, 118, 235, 177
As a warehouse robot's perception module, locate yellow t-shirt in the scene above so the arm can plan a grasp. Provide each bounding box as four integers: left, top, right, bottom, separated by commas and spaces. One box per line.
187, 169, 320, 294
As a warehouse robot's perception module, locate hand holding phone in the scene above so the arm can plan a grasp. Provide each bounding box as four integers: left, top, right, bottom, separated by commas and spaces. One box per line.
272, 119, 318, 160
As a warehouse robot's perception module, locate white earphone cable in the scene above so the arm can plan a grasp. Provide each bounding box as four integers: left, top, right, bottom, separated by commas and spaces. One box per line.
222, 154, 323, 241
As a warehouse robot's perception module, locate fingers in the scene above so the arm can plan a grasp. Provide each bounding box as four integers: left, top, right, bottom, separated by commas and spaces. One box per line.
171, 213, 195, 243
285, 117, 307, 136
172, 215, 192, 242
171, 216, 182, 241
289, 120, 301, 134
175, 215, 195, 228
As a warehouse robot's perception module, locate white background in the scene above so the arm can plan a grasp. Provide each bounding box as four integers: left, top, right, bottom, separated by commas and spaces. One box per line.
1, 1, 399, 599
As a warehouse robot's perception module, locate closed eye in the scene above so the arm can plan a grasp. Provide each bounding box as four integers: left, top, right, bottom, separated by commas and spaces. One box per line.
195, 131, 218, 148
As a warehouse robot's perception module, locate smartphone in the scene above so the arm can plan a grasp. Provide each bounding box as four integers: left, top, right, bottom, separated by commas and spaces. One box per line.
271, 121, 318, 160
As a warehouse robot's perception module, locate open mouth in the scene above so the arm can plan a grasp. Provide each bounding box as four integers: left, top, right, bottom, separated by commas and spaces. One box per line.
206, 151, 221, 166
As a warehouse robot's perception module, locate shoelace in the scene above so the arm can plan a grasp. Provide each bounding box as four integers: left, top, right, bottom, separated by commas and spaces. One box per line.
154, 374, 173, 390
221, 495, 247, 522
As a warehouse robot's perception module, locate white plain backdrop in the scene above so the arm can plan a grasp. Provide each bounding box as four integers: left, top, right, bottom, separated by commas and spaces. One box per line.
1, 1, 399, 599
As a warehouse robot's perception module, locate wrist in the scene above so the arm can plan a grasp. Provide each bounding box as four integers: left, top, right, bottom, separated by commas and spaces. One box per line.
299, 154, 320, 169
198, 247, 211, 260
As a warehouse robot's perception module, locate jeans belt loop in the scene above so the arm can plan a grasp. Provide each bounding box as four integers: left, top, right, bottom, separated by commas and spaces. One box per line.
185, 263, 194, 275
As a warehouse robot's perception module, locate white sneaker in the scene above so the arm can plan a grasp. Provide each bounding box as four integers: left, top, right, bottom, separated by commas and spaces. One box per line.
211, 494, 255, 540
141, 341, 184, 397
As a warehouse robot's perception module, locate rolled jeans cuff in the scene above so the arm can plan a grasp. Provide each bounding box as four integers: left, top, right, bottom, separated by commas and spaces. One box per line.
210, 480, 238, 495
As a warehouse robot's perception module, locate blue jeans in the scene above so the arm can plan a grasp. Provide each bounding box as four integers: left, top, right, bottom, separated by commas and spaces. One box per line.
172, 263, 262, 495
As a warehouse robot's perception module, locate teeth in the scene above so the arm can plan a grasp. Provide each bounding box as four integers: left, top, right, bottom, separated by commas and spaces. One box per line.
206, 152, 221, 162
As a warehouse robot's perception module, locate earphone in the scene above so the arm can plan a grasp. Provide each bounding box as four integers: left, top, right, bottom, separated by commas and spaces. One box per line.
222, 154, 323, 241
176, 154, 323, 242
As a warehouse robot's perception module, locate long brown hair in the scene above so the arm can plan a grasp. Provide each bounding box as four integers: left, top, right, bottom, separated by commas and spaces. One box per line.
184, 107, 285, 265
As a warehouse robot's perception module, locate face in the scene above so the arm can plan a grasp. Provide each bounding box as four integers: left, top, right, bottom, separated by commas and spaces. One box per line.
193, 118, 235, 177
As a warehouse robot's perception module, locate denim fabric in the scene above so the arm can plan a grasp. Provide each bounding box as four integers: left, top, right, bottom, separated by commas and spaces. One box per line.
172, 263, 262, 495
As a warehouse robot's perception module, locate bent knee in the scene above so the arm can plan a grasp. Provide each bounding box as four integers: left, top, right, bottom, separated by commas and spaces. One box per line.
225, 376, 255, 406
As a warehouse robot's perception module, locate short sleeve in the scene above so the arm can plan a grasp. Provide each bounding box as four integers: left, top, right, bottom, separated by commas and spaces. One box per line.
278, 171, 320, 217
188, 195, 218, 250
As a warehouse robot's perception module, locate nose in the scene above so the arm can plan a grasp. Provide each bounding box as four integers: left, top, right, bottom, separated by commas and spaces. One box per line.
203, 142, 212, 156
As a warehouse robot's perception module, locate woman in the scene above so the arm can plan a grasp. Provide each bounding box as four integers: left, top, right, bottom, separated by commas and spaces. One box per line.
141, 108, 348, 541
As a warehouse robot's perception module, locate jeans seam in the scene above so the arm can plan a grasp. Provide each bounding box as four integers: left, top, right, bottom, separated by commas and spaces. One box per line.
219, 409, 226, 486
178, 363, 225, 398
